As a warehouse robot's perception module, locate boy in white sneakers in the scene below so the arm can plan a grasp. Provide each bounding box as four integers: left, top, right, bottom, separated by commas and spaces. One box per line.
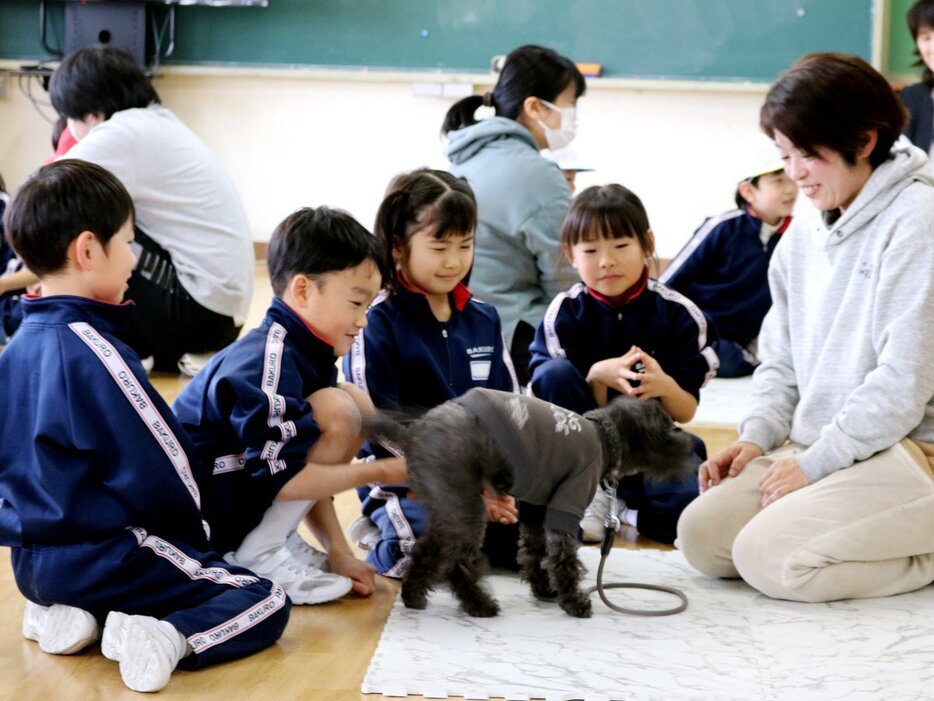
174, 206, 406, 603
2, 159, 290, 693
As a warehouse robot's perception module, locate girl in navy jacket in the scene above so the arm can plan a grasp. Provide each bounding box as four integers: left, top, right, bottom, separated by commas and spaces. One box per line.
344, 168, 519, 577
529, 184, 719, 544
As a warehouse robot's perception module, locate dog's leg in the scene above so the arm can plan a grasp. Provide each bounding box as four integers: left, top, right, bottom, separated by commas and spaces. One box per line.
401, 527, 450, 610
445, 497, 500, 618
544, 529, 592, 618
518, 522, 557, 601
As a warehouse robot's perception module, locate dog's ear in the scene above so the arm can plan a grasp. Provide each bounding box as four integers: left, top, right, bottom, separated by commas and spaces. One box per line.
603, 396, 696, 483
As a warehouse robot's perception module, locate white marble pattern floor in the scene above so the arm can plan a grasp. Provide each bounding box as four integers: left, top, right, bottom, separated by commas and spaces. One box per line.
363, 548, 934, 701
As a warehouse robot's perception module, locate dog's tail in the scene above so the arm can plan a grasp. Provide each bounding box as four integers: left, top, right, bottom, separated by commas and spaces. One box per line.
362, 411, 409, 458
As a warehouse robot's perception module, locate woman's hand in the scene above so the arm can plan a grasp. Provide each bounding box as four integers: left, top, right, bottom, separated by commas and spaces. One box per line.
758, 456, 809, 507
699, 441, 764, 492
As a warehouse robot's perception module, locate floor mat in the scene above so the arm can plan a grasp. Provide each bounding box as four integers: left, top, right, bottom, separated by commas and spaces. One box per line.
363, 547, 934, 700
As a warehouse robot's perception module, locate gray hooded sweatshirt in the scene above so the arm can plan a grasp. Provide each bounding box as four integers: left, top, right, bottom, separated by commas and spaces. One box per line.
739, 139, 934, 482
445, 117, 578, 346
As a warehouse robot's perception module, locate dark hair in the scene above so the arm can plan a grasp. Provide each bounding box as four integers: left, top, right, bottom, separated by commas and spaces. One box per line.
908, 0, 934, 86
49, 45, 160, 120
375, 168, 477, 285
734, 175, 763, 209
760, 52, 907, 169
267, 206, 391, 297
560, 184, 657, 269
4, 159, 134, 276
442, 45, 585, 135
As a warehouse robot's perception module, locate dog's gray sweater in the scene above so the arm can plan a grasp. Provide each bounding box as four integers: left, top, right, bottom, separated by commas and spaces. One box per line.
455, 388, 602, 535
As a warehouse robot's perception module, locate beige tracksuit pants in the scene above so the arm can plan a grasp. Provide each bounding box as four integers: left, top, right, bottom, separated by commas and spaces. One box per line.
676, 439, 934, 602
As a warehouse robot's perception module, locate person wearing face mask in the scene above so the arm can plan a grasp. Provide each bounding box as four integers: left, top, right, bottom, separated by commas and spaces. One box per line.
443, 45, 586, 385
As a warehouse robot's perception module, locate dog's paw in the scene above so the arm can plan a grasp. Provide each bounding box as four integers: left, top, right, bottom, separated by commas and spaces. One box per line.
401, 584, 428, 610
529, 584, 558, 601
462, 598, 500, 618
559, 595, 593, 618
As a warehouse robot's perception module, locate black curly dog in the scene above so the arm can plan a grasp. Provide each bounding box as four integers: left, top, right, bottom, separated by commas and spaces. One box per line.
367, 388, 695, 618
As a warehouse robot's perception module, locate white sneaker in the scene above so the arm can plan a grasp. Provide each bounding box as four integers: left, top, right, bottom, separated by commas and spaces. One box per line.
347, 516, 380, 552
226, 545, 352, 605
22, 601, 99, 655
177, 351, 216, 378
102, 612, 187, 693
580, 489, 613, 543
285, 530, 329, 570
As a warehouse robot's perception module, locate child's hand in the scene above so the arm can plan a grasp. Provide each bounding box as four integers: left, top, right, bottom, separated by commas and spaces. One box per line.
620, 347, 674, 401
378, 457, 408, 485
482, 489, 518, 524
328, 551, 377, 597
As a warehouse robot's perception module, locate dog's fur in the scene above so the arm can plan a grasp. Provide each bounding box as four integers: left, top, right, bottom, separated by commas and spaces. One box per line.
367, 394, 696, 618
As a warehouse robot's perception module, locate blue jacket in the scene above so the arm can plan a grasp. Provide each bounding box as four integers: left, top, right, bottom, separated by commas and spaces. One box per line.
529, 276, 719, 400
444, 117, 578, 346
659, 209, 788, 345
174, 298, 338, 553
344, 278, 518, 416
900, 82, 934, 152
0, 296, 209, 548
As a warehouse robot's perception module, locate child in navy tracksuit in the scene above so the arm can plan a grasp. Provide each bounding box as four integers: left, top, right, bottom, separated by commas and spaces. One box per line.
529, 184, 719, 545
174, 206, 406, 604
0, 160, 289, 693
0, 185, 30, 340
660, 140, 797, 377
343, 168, 519, 577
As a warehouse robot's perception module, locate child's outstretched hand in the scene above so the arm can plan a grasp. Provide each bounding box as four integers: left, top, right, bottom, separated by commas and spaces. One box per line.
482, 489, 518, 524
328, 551, 377, 597
377, 457, 408, 485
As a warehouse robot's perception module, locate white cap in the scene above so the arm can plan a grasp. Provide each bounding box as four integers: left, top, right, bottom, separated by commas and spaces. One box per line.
738, 137, 784, 184
544, 147, 594, 173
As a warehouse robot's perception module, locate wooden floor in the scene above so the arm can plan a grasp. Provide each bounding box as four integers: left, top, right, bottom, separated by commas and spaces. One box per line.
0, 265, 737, 700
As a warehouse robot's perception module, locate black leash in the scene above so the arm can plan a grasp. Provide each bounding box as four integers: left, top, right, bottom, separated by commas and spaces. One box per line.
583, 483, 688, 616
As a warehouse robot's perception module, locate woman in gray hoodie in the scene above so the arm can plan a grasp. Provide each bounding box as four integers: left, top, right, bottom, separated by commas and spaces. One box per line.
443, 45, 585, 384
677, 53, 934, 603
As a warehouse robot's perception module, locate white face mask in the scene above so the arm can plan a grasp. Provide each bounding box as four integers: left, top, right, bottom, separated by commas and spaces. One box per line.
537, 98, 577, 151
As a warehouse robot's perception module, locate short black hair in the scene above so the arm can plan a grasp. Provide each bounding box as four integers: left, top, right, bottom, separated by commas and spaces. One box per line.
4, 159, 134, 277
49, 45, 160, 120
266, 206, 391, 297
908, 0, 934, 85
761, 52, 907, 169
442, 45, 586, 134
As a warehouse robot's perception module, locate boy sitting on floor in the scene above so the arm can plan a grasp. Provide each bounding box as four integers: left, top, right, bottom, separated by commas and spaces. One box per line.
174, 206, 406, 604
0, 159, 290, 693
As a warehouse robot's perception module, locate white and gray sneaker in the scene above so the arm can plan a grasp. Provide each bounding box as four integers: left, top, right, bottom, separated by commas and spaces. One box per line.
285, 530, 330, 571
102, 611, 187, 693
579, 489, 613, 543
347, 516, 380, 552
22, 601, 99, 655
225, 545, 352, 605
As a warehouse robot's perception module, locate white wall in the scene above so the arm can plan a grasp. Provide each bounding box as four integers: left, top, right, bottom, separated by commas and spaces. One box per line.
0, 68, 768, 258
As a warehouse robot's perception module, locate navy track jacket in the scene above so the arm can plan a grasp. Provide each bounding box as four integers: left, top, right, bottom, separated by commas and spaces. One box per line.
530, 277, 719, 401
344, 279, 518, 417
174, 298, 338, 553
660, 209, 788, 345
0, 296, 209, 548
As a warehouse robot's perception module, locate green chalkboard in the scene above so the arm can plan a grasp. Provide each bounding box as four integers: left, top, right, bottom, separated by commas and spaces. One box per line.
887, 0, 921, 80
0, 0, 874, 82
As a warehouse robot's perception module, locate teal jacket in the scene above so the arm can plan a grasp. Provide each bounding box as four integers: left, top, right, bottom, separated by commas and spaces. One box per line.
445, 117, 577, 346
